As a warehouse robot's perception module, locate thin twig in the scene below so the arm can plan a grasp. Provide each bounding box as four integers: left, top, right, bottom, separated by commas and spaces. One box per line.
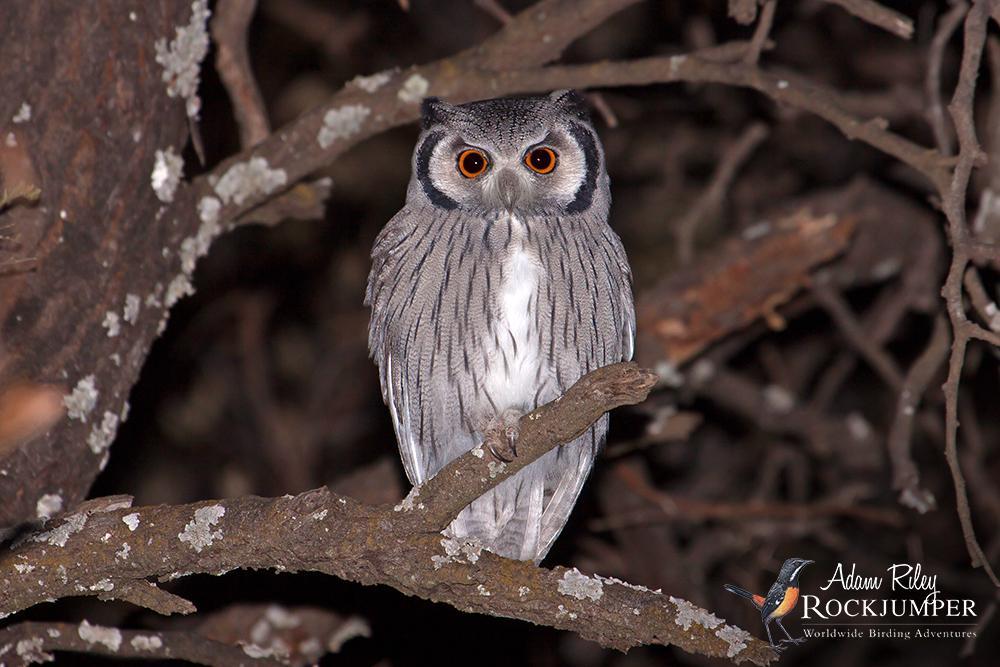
673, 122, 769, 264
743, 0, 776, 64
592, 463, 903, 531
259, 0, 369, 60
926, 2, 968, 154
821, 0, 915, 39
473, 0, 513, 23
590, 500, 902, 531
811, 281, 904, 389
961, 593, 998, 657
586, 92, 620, 127
212, 0, 270, 148
963, 266, 1000, 331
887, 314, 948, 513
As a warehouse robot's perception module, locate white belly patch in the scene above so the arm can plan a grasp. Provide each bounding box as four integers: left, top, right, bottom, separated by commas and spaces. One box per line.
484, 217, 541, 413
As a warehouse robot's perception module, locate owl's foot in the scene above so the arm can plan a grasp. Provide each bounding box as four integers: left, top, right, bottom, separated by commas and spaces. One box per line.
483, 411, 520, 462
486, 426, 518, 462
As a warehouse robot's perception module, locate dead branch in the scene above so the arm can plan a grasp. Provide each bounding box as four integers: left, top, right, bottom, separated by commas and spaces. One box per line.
638, 209, 856, 367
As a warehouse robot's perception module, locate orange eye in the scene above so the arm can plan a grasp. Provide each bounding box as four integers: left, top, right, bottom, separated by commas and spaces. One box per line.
525, 147, 557, 174
457, 149, 489, 178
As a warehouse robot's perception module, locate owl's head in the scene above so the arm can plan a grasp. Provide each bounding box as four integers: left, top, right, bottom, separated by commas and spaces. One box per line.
408, 91, 608, 217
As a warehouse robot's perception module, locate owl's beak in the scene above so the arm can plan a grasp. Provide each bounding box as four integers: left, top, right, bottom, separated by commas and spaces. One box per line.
495, 168, 523, 212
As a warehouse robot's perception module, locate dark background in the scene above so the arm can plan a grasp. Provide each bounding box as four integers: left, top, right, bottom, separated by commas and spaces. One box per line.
34, 0, 997, 664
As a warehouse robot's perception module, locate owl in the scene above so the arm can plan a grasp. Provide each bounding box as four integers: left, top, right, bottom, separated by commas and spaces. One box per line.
366, 91, 635, 562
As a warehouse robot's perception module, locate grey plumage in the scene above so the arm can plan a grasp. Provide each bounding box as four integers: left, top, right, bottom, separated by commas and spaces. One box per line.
366, 91, 635, 562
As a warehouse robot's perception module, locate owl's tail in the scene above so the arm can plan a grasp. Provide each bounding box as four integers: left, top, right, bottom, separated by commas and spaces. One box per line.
448, 430, 596, 562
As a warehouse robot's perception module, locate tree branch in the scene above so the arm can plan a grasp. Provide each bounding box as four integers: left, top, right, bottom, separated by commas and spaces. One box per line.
938, 0, 1000, 589
0, 364, 775, 665
181, 50, 954, 239
211, 0, 270, 148
672, 122, 769, 264
887, 314, 948, 514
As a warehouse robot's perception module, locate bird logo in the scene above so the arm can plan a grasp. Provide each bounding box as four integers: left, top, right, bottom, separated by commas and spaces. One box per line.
724, 557, 814, 650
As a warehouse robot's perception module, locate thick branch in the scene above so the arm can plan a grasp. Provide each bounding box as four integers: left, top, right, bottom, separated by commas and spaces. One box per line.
0, 490, 774, 664
638, 209, 857, 367
0, 363, 773, 665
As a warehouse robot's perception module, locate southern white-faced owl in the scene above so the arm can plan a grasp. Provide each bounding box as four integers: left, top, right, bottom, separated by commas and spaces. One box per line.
366, 91, 635, 562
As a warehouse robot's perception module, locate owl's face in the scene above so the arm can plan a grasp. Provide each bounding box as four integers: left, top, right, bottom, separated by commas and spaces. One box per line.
408, 91, 608, 218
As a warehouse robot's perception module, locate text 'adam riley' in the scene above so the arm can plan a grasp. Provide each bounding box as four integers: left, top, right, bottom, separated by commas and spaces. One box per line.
801, 563, 977, 620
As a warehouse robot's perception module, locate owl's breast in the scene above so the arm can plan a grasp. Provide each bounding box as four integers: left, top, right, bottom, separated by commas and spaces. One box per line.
481, 216, 546, 413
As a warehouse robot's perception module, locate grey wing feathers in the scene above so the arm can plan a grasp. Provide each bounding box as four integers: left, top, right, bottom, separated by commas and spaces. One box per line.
366, 205, 478, 486
366, 208, 424, 483
536, 421, 604, 558
531, 216, 634, 557
603, 226, 636, 361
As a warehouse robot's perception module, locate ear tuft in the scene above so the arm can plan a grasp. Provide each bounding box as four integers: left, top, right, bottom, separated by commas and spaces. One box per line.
420, 97, 454, 129
549, 89, 590, 121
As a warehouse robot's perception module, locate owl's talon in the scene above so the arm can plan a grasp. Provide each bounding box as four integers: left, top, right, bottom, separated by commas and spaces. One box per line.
485, 426, 519, 462
505, 427, 519, 458
486, 440, 514, 462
